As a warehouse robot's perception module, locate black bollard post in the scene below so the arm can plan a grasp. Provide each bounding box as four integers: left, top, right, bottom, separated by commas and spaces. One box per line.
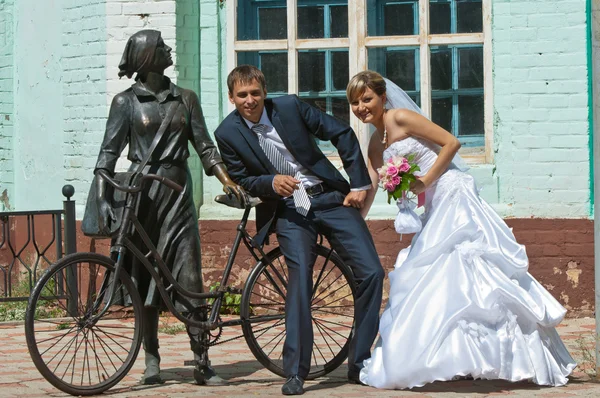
62, 185, 76, 255
62, 185, 78, 316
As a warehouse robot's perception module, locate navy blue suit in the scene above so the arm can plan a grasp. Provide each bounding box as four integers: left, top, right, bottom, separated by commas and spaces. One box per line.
215, 95, 383, 379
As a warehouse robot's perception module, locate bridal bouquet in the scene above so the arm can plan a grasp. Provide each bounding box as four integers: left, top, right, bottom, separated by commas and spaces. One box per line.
377, 154, 423, 235
377, 154, 421, 204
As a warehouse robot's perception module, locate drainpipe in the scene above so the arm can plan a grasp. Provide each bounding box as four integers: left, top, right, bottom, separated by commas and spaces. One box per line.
589, 0, 600, 377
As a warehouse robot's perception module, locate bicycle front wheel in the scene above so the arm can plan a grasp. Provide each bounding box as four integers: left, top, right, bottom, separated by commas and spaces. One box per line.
24, 252, 143, 396
241, 245, 356, 380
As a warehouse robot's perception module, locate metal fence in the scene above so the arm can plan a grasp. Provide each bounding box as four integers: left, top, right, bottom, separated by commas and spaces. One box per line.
0, 185, 77, 303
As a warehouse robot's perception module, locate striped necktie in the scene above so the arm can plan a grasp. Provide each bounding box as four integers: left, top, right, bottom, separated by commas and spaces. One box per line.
252, 124, 311, 216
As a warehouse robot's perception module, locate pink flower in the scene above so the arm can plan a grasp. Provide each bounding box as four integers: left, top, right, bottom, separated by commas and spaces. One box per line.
384, 181, 395, 192
392, 176, 401, 186
393, 157, 406, 168
386, 166, 398, 176
398, 162, 410, 173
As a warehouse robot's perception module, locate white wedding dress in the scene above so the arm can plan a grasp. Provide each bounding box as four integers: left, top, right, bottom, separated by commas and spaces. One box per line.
360, 136, 576, 389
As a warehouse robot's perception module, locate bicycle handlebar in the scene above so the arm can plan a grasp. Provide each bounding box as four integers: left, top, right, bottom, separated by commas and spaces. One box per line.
96, 169, 184, 194
215, 193, 262, 209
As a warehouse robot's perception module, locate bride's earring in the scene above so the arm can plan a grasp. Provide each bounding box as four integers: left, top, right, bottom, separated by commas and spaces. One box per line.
381, 108, 388, 147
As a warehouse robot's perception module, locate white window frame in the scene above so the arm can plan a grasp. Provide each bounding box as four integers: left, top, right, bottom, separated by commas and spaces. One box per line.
227, 0, 493, 163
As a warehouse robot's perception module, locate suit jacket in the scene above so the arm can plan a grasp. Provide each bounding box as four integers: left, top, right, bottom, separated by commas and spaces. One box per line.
214, 94, 370, 245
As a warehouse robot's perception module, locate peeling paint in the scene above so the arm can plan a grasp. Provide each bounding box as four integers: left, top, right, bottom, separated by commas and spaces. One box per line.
553, 267, 563, 275
544, 283, 555, 291
219, 245, 232, 256
560, 292, 572, 310
565, 261, 582, 288
0, 189, 10, 210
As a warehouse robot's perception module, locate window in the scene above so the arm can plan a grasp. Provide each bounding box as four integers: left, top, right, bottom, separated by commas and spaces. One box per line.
228, 0, 491, 160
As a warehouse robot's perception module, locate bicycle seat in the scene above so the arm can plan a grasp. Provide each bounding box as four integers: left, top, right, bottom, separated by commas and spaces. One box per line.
215, 194, 262, 209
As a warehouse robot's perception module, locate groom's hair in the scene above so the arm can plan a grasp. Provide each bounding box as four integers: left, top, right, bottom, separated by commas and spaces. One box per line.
227, 65, 267, 93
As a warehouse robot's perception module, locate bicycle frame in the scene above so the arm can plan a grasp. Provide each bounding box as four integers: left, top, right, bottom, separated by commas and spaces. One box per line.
93, 179, 284, 330
92, 169, 334, 332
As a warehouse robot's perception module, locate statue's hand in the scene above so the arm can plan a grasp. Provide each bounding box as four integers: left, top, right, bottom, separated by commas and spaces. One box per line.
223, 183, 248, 208
98, 199, 116, 234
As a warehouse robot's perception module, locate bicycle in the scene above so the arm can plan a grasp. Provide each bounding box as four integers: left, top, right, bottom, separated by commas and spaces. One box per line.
24, 170, 357, 396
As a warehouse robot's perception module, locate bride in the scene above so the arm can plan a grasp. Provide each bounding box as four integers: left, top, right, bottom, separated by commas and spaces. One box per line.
346, 70, 576, 389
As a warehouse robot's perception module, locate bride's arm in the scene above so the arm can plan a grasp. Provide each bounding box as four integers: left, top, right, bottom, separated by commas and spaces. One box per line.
360, 139, 383, 218
388, 109, 461, 191
360, 160, 379, 218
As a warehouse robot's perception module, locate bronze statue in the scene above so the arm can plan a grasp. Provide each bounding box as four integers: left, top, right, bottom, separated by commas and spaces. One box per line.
93, 30, 243, 386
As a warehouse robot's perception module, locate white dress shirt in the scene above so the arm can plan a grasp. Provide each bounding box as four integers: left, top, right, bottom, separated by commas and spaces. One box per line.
243, 108, 370, 192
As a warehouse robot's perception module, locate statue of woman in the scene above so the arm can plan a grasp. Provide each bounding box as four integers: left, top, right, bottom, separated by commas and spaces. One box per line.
93, 30, 243, 386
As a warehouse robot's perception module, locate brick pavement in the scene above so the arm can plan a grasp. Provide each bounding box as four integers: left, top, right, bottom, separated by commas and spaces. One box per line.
1, 316, 599, 397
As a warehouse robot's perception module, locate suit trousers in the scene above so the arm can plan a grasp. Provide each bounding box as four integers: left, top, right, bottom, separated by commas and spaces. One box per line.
275, 189, 384, 379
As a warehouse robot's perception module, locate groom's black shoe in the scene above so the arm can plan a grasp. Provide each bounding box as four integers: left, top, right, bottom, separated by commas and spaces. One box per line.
282, 375, 304, 395
348, 371, 367, 386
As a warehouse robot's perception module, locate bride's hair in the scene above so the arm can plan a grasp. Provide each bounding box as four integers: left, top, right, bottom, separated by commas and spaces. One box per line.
346, 70, 387, 103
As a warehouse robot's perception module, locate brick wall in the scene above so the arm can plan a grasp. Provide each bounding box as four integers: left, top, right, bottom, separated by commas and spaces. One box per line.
12, 214, 592, 318
106, 0, 177, 101
198, 0, 225, 207
492, 0, 591, 218
60, 0, 199, 217
63, 0, 108, 216
0, 0, 14, 210
175, 0, 203, 208
199, 219, 595, 317
103, 0, 207, 209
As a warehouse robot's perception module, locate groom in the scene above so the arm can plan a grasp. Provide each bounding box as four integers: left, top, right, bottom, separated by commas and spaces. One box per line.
214, 65, 384, 395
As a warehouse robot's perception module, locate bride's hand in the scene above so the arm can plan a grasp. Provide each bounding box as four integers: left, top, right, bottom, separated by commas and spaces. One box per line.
409, 177, 429, 195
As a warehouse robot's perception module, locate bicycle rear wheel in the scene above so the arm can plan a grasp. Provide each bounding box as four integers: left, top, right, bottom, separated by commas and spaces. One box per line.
241, 245, 356, 380
24, 252, 143, 396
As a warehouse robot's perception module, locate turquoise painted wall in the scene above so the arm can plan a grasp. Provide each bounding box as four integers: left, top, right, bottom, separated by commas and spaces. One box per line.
175, 0, 203, 210
0, 0, 14, 210
198, 0, 592, 220
13, 0, 64, 210
492, 0, 590, 218
62, 0, 107, 216
195, 0, 236, 219
2, 0, 592, 220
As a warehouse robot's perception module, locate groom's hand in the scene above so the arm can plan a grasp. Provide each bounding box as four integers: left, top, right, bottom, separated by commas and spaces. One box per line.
273, 175, 300, 197
343, 190, 367, 209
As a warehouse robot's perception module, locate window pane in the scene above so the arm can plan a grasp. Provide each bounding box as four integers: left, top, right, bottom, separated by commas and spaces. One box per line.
431, 97, 453, 133
298, 6, 324, 39
330, 6, 348, 38
430, 44, 483, 143
237, 51, 288, 94
431, 48, 452, 90
458, 95, 484, 136
368, 47, 419, 96
430, 0, 483, 34
298, 51, 326, 92
457, 0, 482, 33
303, 97, 349, 126
367, 0, 418, 36
237, 1, 287, 41
331, 97, 350, 125
298, 47, 349, 155
430, 0, 451, 34
458, 47, 483, 89
331, 51, 349, 91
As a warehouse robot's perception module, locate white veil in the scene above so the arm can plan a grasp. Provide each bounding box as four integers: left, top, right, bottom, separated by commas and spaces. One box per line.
383, 78, 469, 172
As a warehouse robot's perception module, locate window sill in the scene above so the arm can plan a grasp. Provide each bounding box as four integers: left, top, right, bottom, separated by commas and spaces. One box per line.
459, 146, 487, 164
